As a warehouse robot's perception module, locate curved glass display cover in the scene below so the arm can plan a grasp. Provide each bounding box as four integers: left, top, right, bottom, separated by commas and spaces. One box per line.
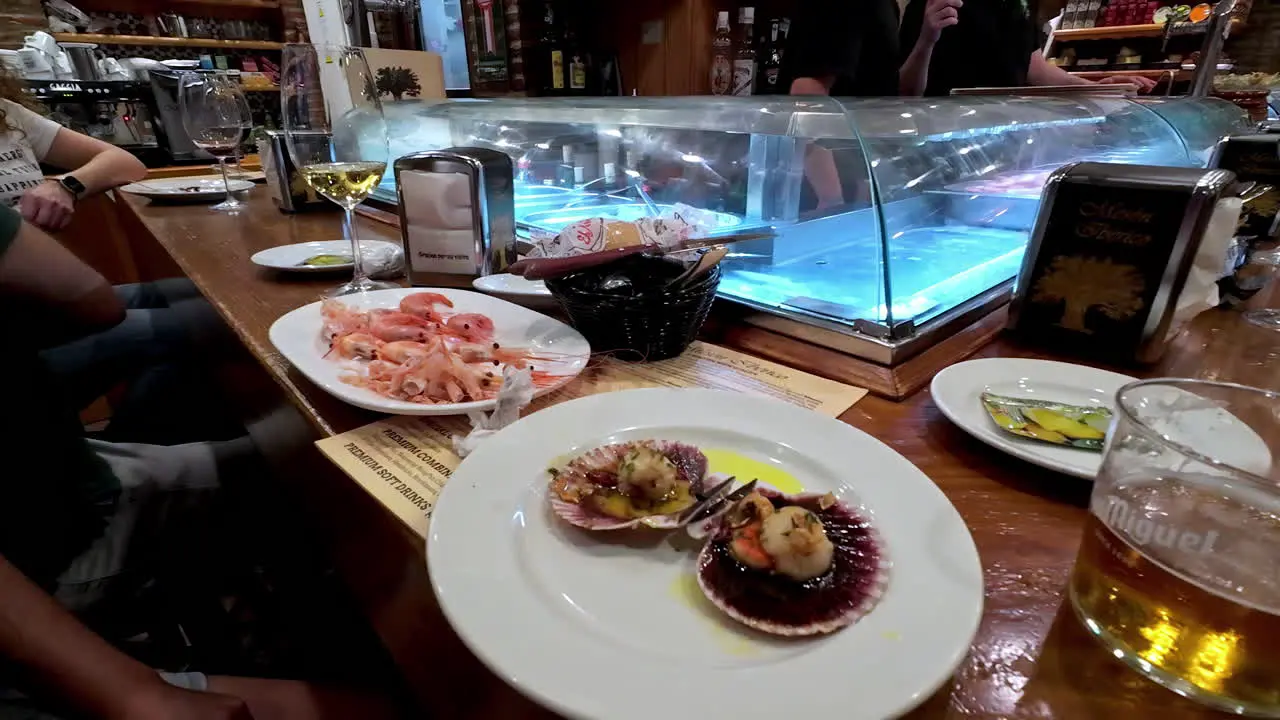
366, 94, 1245, 351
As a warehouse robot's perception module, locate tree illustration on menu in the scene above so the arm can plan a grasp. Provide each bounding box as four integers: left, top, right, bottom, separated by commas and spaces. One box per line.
375, 66, 423, 101
1031, 256, 1146, 332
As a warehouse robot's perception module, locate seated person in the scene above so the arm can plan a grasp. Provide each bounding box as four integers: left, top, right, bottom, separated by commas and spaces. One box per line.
899, 0, 1158, 95
0, 205, 398, 720
0, 68, 147, 231
1, 68, 229, 434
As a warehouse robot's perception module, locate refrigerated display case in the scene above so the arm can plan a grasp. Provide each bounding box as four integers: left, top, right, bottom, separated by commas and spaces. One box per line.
363, 94, 1248, 363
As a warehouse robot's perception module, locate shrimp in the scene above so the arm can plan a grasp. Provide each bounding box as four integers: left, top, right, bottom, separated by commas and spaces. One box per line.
398, 344, 489, 403
729, 523, 773, 571
399, 292, 454, 323
443, 313, 496, 342
368, 312, 439, 343
452, 341, 546, 369
377, 340, 432, 365
331, 332, 383, 360
320, 299, 369, 340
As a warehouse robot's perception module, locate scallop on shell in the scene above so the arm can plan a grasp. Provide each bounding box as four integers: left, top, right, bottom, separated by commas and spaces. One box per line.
548, 440, 710, 531
695, 489, 889, 636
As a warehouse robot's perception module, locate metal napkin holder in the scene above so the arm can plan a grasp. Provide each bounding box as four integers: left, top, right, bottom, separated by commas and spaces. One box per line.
259, 129, 338, 213
1211, 133, 1280, 241
1009, 162, 1238, 363
393, 147, 516, 288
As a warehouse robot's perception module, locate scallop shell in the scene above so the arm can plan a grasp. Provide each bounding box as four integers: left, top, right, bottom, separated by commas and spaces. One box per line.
695, 490, 890, 637
548, 440, 709, 531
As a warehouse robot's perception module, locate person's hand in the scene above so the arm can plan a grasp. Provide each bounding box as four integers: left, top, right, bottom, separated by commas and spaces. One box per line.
118, 683, 255, 720
18, 181, 76, 232
921, 0, 963, 43
1097, 74, 1158, 92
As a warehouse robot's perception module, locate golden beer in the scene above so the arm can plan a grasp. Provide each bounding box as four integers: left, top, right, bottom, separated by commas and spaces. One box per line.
1069, 479, 1280, 715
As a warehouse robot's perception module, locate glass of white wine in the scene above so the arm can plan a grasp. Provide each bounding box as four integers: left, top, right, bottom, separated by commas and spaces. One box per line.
179, 71, 252, 211
281, 43, 398, 296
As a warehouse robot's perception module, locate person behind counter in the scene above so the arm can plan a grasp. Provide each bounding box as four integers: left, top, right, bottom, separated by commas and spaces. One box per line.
899, 0, 1158, 95
780, 0, 901, 97
779, 0, 903, 211
0, 66, 146, 231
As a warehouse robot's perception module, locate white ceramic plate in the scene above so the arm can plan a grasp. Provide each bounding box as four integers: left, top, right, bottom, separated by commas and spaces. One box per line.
428, 388, 984, 720
250, 240, 402, 273
119, 177, 255, 203
931, 358, 1138, 479
472, 273, 555, 309
268, 288, 589, 415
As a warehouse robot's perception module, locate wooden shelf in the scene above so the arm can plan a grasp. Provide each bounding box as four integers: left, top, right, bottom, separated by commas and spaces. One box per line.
1053, 17, 1239, 41
1055, 23, 1166, 40
170, 0, 280, 7
1069, 68, 1192, 80
51, 33, 282, 50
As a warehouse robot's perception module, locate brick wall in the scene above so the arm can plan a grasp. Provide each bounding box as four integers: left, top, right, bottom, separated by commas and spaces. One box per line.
1231, 0, 1280, 73
1, 0, 45, 49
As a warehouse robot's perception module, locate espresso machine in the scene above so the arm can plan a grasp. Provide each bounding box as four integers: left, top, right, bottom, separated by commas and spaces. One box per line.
24, 79, 175, 167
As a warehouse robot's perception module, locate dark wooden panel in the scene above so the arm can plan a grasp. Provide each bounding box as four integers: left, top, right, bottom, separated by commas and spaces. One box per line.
55, 193, 139, 286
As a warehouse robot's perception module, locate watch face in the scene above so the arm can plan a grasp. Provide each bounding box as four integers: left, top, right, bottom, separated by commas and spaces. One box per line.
60, 176, 86, 197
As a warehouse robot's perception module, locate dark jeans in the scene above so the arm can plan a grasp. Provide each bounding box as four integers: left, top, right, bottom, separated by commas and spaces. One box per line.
40, 279, 240, 444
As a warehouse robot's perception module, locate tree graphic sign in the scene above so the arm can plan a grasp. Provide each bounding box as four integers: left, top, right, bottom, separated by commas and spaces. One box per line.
1012, 179, 1191, 360
375, 66, 423, 101
1031, 256, 1146, 332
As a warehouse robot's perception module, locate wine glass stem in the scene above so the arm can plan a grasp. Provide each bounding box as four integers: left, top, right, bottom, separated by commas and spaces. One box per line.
346, 209, 367, 283
218, 157, 232, 195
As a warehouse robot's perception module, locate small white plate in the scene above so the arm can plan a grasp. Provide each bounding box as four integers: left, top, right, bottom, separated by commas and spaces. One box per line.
269, 288, 589, 416
472, 273, 555, 309
931, 358, 1138, 479
250, 240, 402, 273
120, 176, 255, 203
428, 388, 984, 720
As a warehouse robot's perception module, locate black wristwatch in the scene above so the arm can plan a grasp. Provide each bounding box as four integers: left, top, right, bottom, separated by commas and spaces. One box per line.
57, 175, 86, 202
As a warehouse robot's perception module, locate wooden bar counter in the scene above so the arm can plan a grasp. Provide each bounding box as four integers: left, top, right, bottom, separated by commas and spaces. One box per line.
115, 188, 1280, 719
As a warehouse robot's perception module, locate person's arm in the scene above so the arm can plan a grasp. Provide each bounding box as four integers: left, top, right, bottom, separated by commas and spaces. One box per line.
1027, 50, 1158, 90
0, 209, 124, 347
19, 125, 147, 231
42, 127, 148, 196
783, 1, 862, 95
899, 0, 962, 96
0, 555, 253, 720
790, 76, 834, 95
1027, 50, 1093, 85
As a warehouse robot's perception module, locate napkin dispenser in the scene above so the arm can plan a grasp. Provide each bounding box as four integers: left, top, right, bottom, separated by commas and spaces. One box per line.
1008, 162, 1239, 363
394, 147, 516, 288
259, 130, 338, 213
1212, 134, 1280, 241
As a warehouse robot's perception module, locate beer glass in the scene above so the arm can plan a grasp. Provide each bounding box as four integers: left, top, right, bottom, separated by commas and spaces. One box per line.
1069, 379, 1280, 715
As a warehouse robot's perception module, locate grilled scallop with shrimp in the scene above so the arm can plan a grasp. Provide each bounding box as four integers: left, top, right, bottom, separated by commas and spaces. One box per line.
696, 489, 888, 636
548, 440, 718, 530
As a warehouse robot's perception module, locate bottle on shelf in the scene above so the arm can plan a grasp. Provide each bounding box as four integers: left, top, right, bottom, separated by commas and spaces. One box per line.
564, 12, 588, 95
710, 11, 733, 95
732, 6, 757, 96
539, 1, 565, 95
760, 18, 783, 94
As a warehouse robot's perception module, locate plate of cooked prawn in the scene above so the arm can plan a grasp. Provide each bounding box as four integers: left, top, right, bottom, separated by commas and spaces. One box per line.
269, 288, 591, 415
